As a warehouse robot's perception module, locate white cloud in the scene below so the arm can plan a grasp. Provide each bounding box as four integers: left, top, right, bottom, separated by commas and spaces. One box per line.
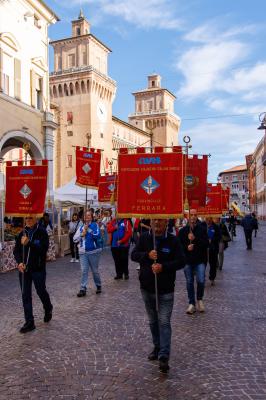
176, 41, 248, 98
223, 63, 266, 94
73, 0, 182, 30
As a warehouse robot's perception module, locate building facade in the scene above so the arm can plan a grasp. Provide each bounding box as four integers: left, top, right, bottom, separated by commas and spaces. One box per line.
246, 136, 266, 219
50, 13, 180, 188
218, 164, 249, 213
0, 0, 58, 192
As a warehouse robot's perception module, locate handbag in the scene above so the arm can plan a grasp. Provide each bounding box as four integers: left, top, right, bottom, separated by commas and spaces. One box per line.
222, 234, 231, 243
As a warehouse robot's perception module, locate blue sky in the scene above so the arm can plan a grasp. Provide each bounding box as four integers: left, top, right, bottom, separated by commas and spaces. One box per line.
46, 0, 266, 181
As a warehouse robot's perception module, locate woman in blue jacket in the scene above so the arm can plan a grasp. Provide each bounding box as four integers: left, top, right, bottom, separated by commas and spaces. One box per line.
74, 211, 102, 296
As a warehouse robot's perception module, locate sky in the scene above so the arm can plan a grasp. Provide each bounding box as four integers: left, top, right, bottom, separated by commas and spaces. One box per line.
46, 0, 266, 181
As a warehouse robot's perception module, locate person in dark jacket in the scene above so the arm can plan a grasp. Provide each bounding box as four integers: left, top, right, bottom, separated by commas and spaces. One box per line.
131, 219, 185, 374
178, 209, 209, 314
241, 213, 256, 250
252, 212, 258, 237
206, 217, 221, 285
13, 215, 53, 333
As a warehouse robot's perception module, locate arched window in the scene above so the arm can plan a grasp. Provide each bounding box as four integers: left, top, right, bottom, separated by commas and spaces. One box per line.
75, 81, 80, 94
69, 82, 74, 96
52, 85, 57, 98
64, 83, 69, 96
58, 84, 63, 97
81, 81, 86, 94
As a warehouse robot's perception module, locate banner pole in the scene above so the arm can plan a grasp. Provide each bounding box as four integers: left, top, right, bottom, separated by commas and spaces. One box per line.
85, 187, 88, 211
152, 222, 159, 312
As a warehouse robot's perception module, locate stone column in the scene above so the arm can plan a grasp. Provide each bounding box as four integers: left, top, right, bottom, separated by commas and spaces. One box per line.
42, 112, 58, 194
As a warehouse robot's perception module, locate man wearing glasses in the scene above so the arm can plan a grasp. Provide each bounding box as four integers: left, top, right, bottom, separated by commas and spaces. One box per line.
13, 215, 53, 333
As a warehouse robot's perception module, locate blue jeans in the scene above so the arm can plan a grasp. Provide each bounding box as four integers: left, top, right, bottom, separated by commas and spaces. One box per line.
80, 251, 102, 290
184, 263, 206, 305
19, 270, 53, 323
141, 289, 174, 360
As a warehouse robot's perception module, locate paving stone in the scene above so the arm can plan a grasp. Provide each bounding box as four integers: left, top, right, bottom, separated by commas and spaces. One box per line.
0, 225, 266, 399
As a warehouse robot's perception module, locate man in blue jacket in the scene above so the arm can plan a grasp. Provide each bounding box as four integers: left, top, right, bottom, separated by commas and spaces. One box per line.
13, 215, 53, 333
131, 219, 185, 373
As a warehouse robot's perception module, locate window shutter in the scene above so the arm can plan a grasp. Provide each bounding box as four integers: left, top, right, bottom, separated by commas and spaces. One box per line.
14, 58, 21, 99
30, 69, 36, 107
0, 48, 3, 92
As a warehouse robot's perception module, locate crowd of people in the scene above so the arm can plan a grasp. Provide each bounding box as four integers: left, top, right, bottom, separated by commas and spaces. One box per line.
13, 208, 259, 373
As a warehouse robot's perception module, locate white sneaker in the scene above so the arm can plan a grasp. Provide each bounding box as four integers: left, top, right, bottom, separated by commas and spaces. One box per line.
186, 304, 196, 315
197, 300, 205, 313
75, 259, 79, 263
70, 258, 75, 263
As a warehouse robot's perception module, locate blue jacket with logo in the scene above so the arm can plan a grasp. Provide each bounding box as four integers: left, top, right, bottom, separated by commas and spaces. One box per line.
108, 219, 132, 248
77, 222, 101, 252
131, 231, 185, 294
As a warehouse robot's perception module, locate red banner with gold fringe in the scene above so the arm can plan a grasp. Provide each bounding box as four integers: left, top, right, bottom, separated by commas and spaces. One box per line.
117, 148, 183, 217
190, 183, 222, 216
184, 155, 208, 207
221, 187, 230, 212
98, 174, 117, 203
5, 160, 48, 217
75, 147, 101, 188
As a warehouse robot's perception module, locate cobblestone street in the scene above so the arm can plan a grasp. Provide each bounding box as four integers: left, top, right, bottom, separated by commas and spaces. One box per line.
0, 225, 266, 400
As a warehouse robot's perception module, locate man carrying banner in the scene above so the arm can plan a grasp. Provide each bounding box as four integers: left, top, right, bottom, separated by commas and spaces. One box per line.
179, 209, 209, 314
131, 219, 185, 373
13, 215, 53, 333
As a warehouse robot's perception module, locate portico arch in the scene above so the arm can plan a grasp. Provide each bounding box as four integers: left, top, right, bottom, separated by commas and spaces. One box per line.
0, 130, 44, 160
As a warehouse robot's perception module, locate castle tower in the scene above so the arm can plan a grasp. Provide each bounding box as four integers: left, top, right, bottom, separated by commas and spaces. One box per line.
128, 74, 180, 147
50, 11, 116, 187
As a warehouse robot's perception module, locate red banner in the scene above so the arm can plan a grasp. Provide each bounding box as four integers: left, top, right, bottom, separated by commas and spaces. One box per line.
221, 187, 230, 212
191, 183, 222, 216
98, 174, 117, 202
5, 160, 48, 217
76, 147, 101, 188
117, 148, 183, 217
184, 155, 208, 206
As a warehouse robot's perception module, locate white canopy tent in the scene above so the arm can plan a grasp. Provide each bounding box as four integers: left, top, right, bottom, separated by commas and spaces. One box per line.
54, 178, 98, 206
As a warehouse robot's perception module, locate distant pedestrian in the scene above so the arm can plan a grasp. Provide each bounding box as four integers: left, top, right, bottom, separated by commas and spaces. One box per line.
131, 219, 185, 373
206, 217, 221, 285
74, 211, 102, 296
241, 213, 257, 250
218, 219, 231, 270
13, 215, 53, 333
68, 213, 81, 262
107, 218, 132, 280
252, 212, 259, 237
179, 209, 209, 314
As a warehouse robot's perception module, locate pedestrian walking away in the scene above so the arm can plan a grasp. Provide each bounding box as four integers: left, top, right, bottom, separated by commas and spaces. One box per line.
13, 215, 53, 333
107, 218, 132, 280
131, 219, 185, 373
178, 209, 209, 314
218, 218, 231, 270
206, 217, 221, 285
241, 213, 257, 250
74, 211, 103, 296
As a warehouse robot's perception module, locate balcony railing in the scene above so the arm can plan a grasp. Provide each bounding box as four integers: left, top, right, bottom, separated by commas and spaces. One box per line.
50, 65, 116, 85
129, 109, 180, 120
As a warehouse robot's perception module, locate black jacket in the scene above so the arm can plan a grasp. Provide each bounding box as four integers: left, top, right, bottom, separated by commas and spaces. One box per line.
207, 223, 221, 253
13, 225, 49, 272
131, 231, 186, 294
178, 222, 209, 265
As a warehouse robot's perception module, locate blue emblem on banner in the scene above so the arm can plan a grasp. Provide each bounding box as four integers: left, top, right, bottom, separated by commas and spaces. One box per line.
20, 169, 33, 175
108, 183, 115, 192
141, 175, 160, 195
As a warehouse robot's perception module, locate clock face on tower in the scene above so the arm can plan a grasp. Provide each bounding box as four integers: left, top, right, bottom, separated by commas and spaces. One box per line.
97, 101, 107, 123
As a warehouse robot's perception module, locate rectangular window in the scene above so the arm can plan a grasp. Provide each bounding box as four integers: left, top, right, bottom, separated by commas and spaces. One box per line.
83, 52, 87, 65
67, 112, 73, 124
35, 77, 43, 110
3, 73, 9, 95
68, 54, 75, 68
67, 155, 72, 168
14, 58, 21, 100
100, 133, 103, 138
67, 131, 73, 137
